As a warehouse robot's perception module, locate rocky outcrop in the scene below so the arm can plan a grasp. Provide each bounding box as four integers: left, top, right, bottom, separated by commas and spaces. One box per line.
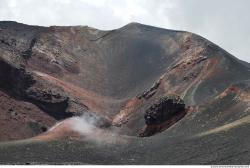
137, 77, 162, 100
25, 87, 72, 119
144, 95, 185, 125
0, 57, 89, 121
139, 95, 186, 137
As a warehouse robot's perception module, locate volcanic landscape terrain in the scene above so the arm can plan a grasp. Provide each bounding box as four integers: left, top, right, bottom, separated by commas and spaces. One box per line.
0, 21, 250, 164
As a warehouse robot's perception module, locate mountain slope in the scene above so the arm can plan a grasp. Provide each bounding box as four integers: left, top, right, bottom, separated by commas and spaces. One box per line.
0, 21, 250, 164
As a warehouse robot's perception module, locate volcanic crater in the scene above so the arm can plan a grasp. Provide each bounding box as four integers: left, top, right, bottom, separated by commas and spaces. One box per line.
0, 21, 250, 164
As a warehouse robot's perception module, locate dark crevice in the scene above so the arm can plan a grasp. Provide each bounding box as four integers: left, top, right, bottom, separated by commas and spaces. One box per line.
0, 59, 35, 98
21, 38, 37, 59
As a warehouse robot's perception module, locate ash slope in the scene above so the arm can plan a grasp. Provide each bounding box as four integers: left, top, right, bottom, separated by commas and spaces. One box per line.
0, 21, 250, 164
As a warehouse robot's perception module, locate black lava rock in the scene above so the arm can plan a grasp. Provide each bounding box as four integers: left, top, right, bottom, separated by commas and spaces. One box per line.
145, 95, 185, 125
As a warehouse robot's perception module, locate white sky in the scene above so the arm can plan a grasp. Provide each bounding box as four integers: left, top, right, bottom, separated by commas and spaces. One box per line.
0, 0, 249, 63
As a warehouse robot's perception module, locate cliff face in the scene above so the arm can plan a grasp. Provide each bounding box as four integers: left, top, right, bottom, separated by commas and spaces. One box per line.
0, 21, 250, 164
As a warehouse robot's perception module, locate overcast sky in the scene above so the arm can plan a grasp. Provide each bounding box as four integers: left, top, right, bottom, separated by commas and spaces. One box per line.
0, 0, 249, 62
